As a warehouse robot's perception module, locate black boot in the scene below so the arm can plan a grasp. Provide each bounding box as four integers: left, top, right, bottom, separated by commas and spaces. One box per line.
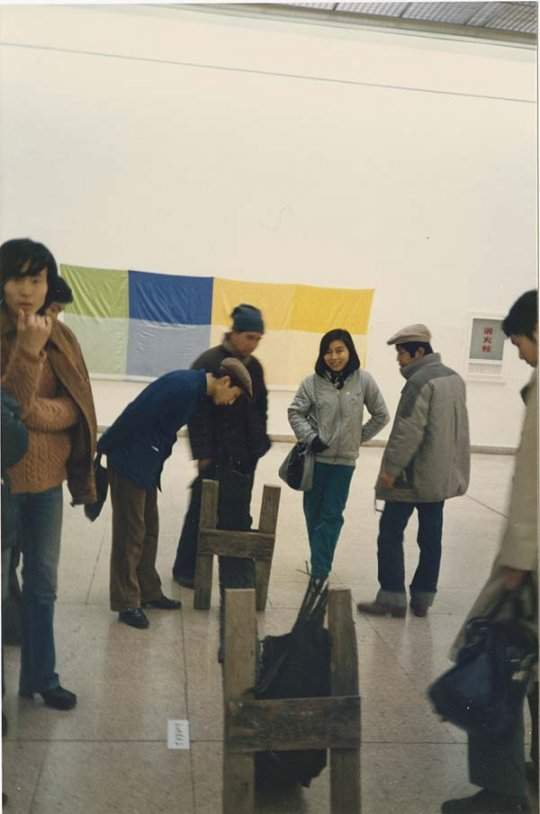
441, 789, 530, 813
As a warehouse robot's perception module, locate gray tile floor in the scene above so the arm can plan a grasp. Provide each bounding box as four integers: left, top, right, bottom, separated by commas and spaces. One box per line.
2, 442, 536, 813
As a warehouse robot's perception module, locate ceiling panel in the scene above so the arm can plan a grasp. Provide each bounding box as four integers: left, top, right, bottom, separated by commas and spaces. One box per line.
278, 1, 537, 35
336, 3, 411, 16
471, 3, 537, 33
401, 2, 487, 25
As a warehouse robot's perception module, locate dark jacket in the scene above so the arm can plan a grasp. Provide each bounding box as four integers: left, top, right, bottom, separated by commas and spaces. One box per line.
1, 391, 28, 550
187, 340, 271, 472
98, 370, 207, 490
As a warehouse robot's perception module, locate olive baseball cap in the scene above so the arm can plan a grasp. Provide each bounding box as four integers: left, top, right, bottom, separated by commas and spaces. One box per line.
219, 357, 253, 398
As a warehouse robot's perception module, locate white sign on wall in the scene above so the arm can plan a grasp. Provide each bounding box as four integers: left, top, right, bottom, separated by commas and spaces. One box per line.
469, 318, 505, 363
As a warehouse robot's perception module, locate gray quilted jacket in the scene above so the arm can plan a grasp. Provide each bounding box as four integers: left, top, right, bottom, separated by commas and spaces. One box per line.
288, 369, 389, 466
376, 353, 470, 502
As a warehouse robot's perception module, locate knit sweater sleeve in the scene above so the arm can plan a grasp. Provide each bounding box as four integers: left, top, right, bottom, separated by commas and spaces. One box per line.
24, 395, 80, 432
1, 345, 44, 418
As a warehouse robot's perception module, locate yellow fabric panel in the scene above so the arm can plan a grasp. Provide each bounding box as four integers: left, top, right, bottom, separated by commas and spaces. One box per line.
212, 278, 374, 335
290, 286, 374, 334
211, 278, 295, 331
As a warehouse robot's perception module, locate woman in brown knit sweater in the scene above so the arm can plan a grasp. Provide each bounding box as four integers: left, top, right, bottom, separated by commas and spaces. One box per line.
0, 239, 97, 711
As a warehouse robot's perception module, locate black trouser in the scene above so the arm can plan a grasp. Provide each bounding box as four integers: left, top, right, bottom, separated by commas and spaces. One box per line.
174, 462, 256, 646
529, 681, 539, 768
377, 501, 444, 600
173, 462, 255, 583
467, 682, 538, 797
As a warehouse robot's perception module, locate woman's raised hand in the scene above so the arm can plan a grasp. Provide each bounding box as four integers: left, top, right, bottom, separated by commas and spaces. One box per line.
16, 310, 52, 357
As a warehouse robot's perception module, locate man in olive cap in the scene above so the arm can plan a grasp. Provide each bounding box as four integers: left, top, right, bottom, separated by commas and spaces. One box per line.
96, 359, 252, 630
357, 324, 470, 618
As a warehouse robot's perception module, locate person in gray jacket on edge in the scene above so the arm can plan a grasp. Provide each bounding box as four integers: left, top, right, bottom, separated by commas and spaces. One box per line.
288, 329, 389, 580
357, 323, 470, 618
441, 291, 537, 814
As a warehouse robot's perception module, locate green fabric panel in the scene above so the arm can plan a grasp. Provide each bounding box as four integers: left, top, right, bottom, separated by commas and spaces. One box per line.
60, 265, 128, 318
63, 314, 128, 376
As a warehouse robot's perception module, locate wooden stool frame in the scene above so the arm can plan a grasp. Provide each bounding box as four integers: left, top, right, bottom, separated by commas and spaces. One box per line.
193, 480, 281, 612
223, 588, 361, 814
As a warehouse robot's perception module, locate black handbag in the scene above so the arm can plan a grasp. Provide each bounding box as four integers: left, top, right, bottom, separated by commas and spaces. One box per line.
255, 578, 330, 788
428, 583, 537, 737
278, 443, 314, 491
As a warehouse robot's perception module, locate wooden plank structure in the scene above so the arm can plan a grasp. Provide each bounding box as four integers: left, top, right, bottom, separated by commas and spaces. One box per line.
193, 479, 281, 612
222, 588, 361, 814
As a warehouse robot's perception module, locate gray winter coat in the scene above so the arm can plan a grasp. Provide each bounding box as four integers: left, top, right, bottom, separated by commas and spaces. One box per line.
288, 369, 390, 466
450, 369, 538, 660
376, 353, 470, 502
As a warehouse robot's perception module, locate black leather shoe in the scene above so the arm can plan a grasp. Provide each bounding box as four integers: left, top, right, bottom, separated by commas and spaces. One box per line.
172, 573, 194, 589
19, 686, 77, 710
142, 595, 182, 610
118, 608, 150, 629
441, 789, 530, 813
410, 601, 429, 617
41, 686, 77, 711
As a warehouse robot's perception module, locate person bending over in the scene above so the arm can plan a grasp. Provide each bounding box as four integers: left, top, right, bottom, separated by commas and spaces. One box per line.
97, 358, 253, 630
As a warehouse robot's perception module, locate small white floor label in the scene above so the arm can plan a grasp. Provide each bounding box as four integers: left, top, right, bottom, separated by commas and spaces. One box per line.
167, 719, 190, 750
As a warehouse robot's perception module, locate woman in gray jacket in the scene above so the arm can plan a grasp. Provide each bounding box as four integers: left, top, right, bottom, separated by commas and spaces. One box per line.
288, 329, 389, 580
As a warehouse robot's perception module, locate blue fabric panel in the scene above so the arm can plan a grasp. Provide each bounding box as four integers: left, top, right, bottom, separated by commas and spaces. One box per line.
128, 271, 213, 326
126, 320, 212, 378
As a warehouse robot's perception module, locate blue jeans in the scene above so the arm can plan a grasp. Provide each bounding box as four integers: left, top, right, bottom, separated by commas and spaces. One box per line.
376, 500, 444, 606
303, 462, 354, 579
11, 486, 63, 694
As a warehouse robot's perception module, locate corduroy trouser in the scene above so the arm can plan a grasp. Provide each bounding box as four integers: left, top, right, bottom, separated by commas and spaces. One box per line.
109, 467, 163, 612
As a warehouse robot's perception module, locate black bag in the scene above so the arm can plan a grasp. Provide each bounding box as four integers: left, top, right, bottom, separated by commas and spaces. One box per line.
84, 454, 109, 522
428, 585, 537, 737
255, 578, 330, 788
278, 443, 314, 492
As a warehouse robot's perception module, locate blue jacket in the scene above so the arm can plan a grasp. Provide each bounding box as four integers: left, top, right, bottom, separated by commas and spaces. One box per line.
97, 370, 207, 490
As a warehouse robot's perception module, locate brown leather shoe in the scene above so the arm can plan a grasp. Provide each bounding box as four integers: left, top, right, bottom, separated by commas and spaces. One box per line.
356, 600, 406, 618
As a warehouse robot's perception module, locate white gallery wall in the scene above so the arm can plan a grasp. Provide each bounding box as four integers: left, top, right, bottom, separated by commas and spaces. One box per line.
0, 4, 536, 448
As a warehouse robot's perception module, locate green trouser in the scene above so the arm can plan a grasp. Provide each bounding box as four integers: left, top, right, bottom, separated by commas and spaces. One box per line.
303, 462, 354, 579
